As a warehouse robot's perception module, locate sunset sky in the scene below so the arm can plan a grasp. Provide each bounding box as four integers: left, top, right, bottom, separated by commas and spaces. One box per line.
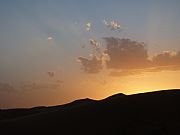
0, 0, 180, 108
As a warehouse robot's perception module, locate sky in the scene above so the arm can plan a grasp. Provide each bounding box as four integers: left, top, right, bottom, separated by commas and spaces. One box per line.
0, 0, 180, 108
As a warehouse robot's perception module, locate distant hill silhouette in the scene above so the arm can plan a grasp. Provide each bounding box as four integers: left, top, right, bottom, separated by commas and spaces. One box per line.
0, 89, 180, 135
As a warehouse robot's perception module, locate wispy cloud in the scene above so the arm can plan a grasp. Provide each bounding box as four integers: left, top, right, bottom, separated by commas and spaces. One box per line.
152, 51, 180, 67
0, 82, 16, 92
20, 81, 62, 90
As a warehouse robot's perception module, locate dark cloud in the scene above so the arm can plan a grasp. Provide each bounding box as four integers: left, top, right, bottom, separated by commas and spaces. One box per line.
77, 56, 102, 73
0, 82, 16, 92
152, 51, 180, 67
104, 37, 151, 69
77, 37, 180, 76
104, 38, 180, 74
47, 71, 55, 77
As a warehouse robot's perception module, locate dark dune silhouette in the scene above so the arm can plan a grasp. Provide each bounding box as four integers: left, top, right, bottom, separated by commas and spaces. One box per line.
0, 89, 180, 135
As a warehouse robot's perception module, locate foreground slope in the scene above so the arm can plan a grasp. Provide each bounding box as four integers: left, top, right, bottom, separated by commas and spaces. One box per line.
0, 89, 180, 135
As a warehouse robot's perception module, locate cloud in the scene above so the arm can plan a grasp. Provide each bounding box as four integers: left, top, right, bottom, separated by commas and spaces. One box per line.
77, 56, 103, 73
89, 38, 101, 53
104, 37, 151, 69
103, 20, 121, 31
77, 37, 110, 74
106, 38, 180, 76
101, 52, 111, 66
47, 36, 53, 40
86, 22, 91, 31
109, 69, 145, 77
152, 51, 180, 67
104, 37, 180, 76
77, 36, 180, 76
145, 65, 180, 72
47, 71, 55, 77
0, 82, 16, 92
77, 46, 110, 73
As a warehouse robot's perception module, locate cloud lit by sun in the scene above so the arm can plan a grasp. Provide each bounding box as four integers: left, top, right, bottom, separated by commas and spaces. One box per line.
47, 36, 53, 40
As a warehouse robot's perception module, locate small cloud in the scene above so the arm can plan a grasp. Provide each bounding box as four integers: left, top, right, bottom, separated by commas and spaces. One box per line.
103, 20, 121, 31
47, 71, 55, 77
103, 20, 109, 26
47, 36, 53, 40
89, 38, 101, 51
86, 22, 91, 31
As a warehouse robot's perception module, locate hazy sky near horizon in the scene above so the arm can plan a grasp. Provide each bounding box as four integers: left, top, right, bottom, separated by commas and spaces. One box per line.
0, 0, 180, 108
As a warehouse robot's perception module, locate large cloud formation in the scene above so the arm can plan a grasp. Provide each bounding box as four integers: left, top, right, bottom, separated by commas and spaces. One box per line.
104, 37, 180, 76
77, 37, 180, 76
104, 37, 151, 69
